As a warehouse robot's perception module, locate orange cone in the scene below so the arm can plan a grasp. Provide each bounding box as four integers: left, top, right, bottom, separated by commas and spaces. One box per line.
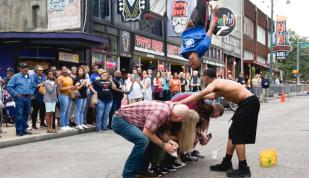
280, 88, 286, 103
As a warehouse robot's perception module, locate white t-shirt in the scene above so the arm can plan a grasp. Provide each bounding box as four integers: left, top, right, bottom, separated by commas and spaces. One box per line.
142, 77, 152, 100
127, 82, 143, 100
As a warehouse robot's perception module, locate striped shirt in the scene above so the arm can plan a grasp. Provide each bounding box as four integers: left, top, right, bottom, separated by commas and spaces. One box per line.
117, 101, 172, 133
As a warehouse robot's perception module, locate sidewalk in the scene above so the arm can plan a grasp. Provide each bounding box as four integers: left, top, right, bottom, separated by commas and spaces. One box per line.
0, 121, 96, 149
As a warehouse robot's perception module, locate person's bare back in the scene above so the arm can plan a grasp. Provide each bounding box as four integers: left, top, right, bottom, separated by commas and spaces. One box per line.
210, 79, 253, 104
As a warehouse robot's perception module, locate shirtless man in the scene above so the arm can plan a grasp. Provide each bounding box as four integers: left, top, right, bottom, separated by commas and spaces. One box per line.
181, 69, 260, 177
180, 0, 218, 69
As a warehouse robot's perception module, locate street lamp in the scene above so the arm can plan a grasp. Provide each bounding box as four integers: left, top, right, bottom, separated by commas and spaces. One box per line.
268, 0, 291, 83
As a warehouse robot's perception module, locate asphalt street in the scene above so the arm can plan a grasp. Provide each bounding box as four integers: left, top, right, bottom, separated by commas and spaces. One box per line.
0, 96, 309, 178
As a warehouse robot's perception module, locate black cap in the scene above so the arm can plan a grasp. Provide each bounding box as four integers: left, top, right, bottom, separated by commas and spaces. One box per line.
19, 63, 29, 68
6, 67, 14, 72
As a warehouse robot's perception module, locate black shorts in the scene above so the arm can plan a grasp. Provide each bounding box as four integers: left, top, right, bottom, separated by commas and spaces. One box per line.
190, 0, 208, 27
229, 95, 260, 144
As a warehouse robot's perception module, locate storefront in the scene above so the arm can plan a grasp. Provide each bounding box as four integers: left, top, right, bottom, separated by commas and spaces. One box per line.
222, 36, 241, 79
167, 44, 189, 73
134, 35, 165, 72
119, 30, 133, 72
0, 32, 104, 74
202, 46, 225, 77
91, 35, 119, 73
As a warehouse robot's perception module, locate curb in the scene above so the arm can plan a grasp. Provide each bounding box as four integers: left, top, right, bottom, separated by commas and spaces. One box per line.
0, 127, 96, 149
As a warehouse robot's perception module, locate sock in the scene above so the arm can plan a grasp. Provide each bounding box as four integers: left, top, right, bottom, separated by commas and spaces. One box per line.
225, 154, 232, 162
239, 160, 248, 167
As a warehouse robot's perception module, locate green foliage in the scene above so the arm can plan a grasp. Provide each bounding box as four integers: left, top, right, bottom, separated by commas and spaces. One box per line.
278, 30, 309, 81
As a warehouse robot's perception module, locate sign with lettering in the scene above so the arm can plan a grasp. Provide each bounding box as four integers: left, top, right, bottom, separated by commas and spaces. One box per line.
167, 44, 187, 61
167, 0, 196, 36
276, 51, 287, 60
118, 0, 149, 22
273, 16, 291, 53
222, 36, 241, 57
59, 52, 79, 63
135, 35, 164, 56
215, 7, 237, 36
48, 0, 81, 30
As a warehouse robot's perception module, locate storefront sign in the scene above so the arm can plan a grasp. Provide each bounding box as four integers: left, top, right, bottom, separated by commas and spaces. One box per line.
119, 30, 132, 57
59, 52, 79, 63
135, 35, 164, 56
222, 36, 241, 57
118, 0, 149, 22
48, 0, 81, 30
276, 51, 287, 60
167, 44, 187, 61
167, 0, 196, 36
215, 7, 237, 36
202, 59, 225, 68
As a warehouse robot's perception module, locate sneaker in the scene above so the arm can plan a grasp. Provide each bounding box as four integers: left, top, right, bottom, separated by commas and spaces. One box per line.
227, 166, 251, 177
40, 123, 47, 128
210, 157, 233, 172
166, 166, 176, 172
149, 166, 166, 176
66, 126, 74, 130
182, 153, 198, 162
60, 127, 68, 131
191, 150, 205, 158
32, 125, 38, 129
135, 170, 159, 178
76, 125, 83, 130
172, 160, 184, 169
174, 159, 186, 168
82, 124, 88, 129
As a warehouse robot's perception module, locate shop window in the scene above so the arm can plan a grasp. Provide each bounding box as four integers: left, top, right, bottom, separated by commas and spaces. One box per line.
92, 52, 105, 67
139, 13, 163, 37
244, 50, 254, 60
106, 55, 118, 72
92, 0, 111, 21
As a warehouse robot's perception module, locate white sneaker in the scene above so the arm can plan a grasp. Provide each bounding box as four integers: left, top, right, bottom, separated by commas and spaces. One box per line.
61, 127, 67, 131
76, 125, 83, 130
82, 124, 88, 129
67, 126, 74, 130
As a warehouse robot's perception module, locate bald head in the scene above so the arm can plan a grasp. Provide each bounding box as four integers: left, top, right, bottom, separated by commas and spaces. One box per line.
170, 104, 190, 122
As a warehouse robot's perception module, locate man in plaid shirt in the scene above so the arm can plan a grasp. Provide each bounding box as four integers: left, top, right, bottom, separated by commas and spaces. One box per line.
112, 100, 198, 178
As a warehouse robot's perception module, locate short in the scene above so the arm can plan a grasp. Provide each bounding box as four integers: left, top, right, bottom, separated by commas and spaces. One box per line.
190, 0, 208, 27
229, 95, 260, 144
45, 102, 56, 112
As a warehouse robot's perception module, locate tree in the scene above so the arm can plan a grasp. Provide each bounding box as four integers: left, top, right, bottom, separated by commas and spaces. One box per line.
277, 30, 309, 82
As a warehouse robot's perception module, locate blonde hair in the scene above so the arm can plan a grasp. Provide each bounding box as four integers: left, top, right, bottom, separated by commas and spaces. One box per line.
98, 69, 107, 75
177, 110, 200, 153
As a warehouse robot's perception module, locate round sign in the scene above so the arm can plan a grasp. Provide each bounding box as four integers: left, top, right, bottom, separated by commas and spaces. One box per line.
215, 7, 237, 36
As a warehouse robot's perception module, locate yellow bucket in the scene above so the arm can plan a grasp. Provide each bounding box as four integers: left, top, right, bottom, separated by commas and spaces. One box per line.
259, 149, 278, 168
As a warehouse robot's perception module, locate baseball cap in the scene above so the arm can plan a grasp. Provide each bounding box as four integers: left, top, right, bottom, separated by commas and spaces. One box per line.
6, 67, 14, 72
19, 63, 29, 68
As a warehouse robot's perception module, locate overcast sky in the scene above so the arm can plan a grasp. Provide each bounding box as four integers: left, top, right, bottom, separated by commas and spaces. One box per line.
250, 0, 308, 37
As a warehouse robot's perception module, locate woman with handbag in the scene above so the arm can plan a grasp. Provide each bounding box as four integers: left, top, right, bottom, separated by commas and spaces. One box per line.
74, 66, 88, 130
89, 70, 122, 132
43, 70, 58, 133
153, 71, 163, 100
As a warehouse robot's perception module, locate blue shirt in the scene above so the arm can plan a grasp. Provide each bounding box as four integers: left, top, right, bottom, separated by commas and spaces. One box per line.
180, 26, 211, 59
33, 74, 46, 101
163, 78, 170, 91
7, 73, 36, 98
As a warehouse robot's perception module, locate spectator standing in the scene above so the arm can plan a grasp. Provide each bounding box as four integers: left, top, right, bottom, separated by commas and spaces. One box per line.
3, 67, 15, 88
236, 73, 246, 86
31, 65, 46, 129
142, 71, 152, 100
179, 72, 187, 92
275, 77, 281, 85
153, 72, 163, 100
251, 74, 260, 96
70, 66, 77, 80
190, 71, 201, 92
185, 72, 191, 92
109, 71, 125, 129
261, 74, 270, 103
43, 70, 58, 133
162, 72, 171, 101
74, 67, 88, 129
127, 74, 144, 104
169, 72, 181, 97
58, 66, 75, 131
90, 70, 118, 131
90, 65, 101, 83
7, 63, 36, 136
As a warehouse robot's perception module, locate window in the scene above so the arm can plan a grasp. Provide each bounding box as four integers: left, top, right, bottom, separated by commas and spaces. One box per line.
32, 5, 40, 29
244, 50, 254, 60
92, 0, 111, 21
244, 17, 254, 39
257, 56, 266, 64
257, 25, 266, 45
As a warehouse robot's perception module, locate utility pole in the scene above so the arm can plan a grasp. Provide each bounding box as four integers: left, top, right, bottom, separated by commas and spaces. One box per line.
296, 38, 300, 84
269, 0, 274, 83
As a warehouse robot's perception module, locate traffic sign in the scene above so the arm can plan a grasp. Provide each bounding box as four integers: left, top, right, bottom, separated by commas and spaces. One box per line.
299, 42, 309, 48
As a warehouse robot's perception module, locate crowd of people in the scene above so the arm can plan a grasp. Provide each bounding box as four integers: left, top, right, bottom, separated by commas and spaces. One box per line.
0, 62, 208, 135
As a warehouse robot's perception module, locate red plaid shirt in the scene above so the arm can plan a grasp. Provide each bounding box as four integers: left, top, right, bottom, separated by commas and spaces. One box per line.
117, 101, 172, 133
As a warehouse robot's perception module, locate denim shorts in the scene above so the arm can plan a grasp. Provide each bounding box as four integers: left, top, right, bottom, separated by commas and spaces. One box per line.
45, 102, 56, 112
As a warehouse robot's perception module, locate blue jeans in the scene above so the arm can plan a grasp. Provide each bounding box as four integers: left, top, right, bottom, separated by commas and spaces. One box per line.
59, 94, 72, 127
109, 98, 122, 128
112, 116, 149, 178
14, 96, 31, 134
75, 98, 87, 126
96, 99, 113, 131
